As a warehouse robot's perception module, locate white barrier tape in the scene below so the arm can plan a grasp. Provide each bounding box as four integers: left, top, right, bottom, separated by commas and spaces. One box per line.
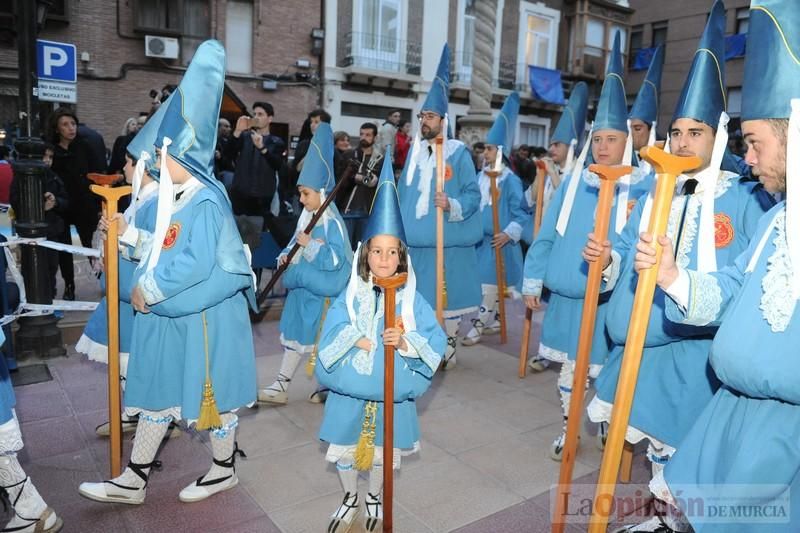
0, 237, 101, 258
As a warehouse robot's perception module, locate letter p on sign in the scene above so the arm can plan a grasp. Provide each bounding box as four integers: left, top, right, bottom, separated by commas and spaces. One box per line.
36, 39, 77, 83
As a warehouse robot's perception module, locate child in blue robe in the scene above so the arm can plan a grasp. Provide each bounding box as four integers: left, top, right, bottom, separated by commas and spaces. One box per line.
461, 93, 527, 346
258, 123, 352, 405
316, 156, 445, 533
522, 31, 653, 461
0, 328, 63, 532
79, 40, 257, 506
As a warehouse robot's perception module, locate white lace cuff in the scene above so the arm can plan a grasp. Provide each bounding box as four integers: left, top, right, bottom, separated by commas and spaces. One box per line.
522, 278, 543, 297
302, 239, 322, 262
680, 269, 722, 326
132, 229, 155, 261
318, 325, 362, 369
601, 250, 622, 293
664, 268, 690, 311
399, 331, 441, 373
119, 225, 139, 248
139, 269, 166, 306
504, 222, 522, 243
448, 198, 464, 222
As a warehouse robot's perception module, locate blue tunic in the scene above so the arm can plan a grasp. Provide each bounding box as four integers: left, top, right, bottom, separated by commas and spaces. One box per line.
475, 169, 527, 293
279, 207, 352, 351
316, 282, 445, 449
0, 329, 14, 426
663, 203, 800, 532
398, 139, 482, 313
80, 194, 158, 358
522, 168, 653, 366
594, 175, 772, 446
125, 181, 256, 419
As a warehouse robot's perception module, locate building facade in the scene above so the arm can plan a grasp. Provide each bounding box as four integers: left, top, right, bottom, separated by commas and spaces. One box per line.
626, 0, 749, 139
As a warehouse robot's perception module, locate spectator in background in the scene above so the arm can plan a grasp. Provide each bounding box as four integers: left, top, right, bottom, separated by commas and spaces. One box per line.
291, 109, 331, 189
215, 117, 235, 189
333, 130, 351, 181
512, 144, 536, 189
49, 107, 101, 300
0, 146, 12, 204
377, 108, 401, 156
108, 117, 139, 175
339, 122, 382, 247
10, 144, 68, 297
77, 121, 108, 173
471, 141, 486, 172
394, 119, 412, 177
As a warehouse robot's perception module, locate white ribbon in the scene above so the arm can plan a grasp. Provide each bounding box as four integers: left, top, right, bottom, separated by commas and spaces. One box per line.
613, 120, 635, 235
123, 151, 150, 225
555, 122, 593, 236
146, 137, 174, 272
639, 137, 670, 234
638, 120, 658, 177
788, 99, 800, 298
562, 138, 577, 176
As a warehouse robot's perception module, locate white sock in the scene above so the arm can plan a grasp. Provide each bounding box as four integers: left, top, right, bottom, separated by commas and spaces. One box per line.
332, 461, 359, 522
267, 349, 302, 392
0, 454, 50, 528
115, 410, 172, 488
557, 361, 575, 417
205, 413, 241, 482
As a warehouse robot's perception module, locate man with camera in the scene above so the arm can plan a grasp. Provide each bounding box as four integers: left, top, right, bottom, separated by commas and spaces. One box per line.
337, 122, 383, 248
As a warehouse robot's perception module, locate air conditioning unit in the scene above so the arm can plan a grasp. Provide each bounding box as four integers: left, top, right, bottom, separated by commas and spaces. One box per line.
145, 35, 179, 59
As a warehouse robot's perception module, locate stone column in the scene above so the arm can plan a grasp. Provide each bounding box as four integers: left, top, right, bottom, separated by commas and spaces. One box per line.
458, 0, 497, 147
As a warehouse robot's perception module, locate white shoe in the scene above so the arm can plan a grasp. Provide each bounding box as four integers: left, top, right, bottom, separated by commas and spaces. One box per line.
308, 388, 328, 404
178, 473, 239, 503
78, 480, 146, 505
2, 506, 63, 533
257, 374, 290, 405
597, 421, 608, 451
528, 356, 551, 373
328, 492, 360, 533
460, 327, 482, 346
550, 432, 566, 462
364, 492, 383, 532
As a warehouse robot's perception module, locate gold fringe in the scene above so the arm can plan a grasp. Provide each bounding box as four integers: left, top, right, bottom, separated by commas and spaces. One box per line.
354, 401, 378, 471
196, 312, 222, 430
305, 297, 331, 377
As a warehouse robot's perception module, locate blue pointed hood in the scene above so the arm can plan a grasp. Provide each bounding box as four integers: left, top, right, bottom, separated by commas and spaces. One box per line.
629, 45, 664, 125
742, 0, 800, 120
421, 43, 450, 117
297, 122, 335, 193
671, 0, 727, 127
155, 40, 227, 195
551, 82, 589, 145
486, 91, 520, 148
362, 153, 406, 245
593, 31, 627, 133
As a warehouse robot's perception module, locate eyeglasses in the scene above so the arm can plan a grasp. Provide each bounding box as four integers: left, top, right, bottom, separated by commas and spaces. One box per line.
417, 112, 440, 121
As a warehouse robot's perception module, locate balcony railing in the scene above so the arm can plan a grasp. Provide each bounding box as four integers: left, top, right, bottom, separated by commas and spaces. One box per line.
450, 53, 530, 92
339, 32, 422, 76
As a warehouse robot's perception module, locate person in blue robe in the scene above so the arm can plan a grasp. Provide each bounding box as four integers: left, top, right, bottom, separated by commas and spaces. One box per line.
316, 155, 445, 533
0, 329, 63, 532
462, 92, 528, 346
521, 31, 654, 461
630, 3, 800, 531
79, 40, 257, 506
585, 4, 774, 530
257, 123, 352, 406
397, 44, 481, 369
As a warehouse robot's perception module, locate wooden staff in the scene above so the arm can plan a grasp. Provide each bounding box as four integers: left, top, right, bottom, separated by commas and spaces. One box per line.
373, 272, 408, 533
90, 176, 132, 479
518, 162, 549, 376
434, 134, 445, 326
254, 161, 357, 314
485, 169, 507, 344
588, 147, 701, 532
551, 164, 630, 533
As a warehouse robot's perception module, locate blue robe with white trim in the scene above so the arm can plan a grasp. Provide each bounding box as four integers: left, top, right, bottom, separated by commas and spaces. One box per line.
316, 284, 445, 449
594, 175, 771, 446
662, 202, 800, 533
397, 140, 482, 313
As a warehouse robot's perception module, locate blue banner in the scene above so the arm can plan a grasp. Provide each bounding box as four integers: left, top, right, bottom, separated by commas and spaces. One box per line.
632, 47, 657, 71
725, 33, 746, 60
528, 65, 565, 105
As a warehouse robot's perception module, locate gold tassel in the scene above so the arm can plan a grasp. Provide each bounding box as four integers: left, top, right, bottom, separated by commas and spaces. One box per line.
196, 312, 222, 430
305, 297, 331, 377
354, 401, 378, 471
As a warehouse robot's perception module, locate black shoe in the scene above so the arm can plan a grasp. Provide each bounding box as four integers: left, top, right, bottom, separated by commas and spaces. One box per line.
63, 282, 75, 301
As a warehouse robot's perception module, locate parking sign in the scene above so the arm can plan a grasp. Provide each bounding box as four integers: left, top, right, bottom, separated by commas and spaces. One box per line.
36, 39, 77, 83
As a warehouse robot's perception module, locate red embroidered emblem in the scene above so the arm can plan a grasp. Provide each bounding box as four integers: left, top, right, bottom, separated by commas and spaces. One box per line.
444, 164, 453, 181
627, 199, 637, 220
162, 223, 181, 250
714, 213, 734, 248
